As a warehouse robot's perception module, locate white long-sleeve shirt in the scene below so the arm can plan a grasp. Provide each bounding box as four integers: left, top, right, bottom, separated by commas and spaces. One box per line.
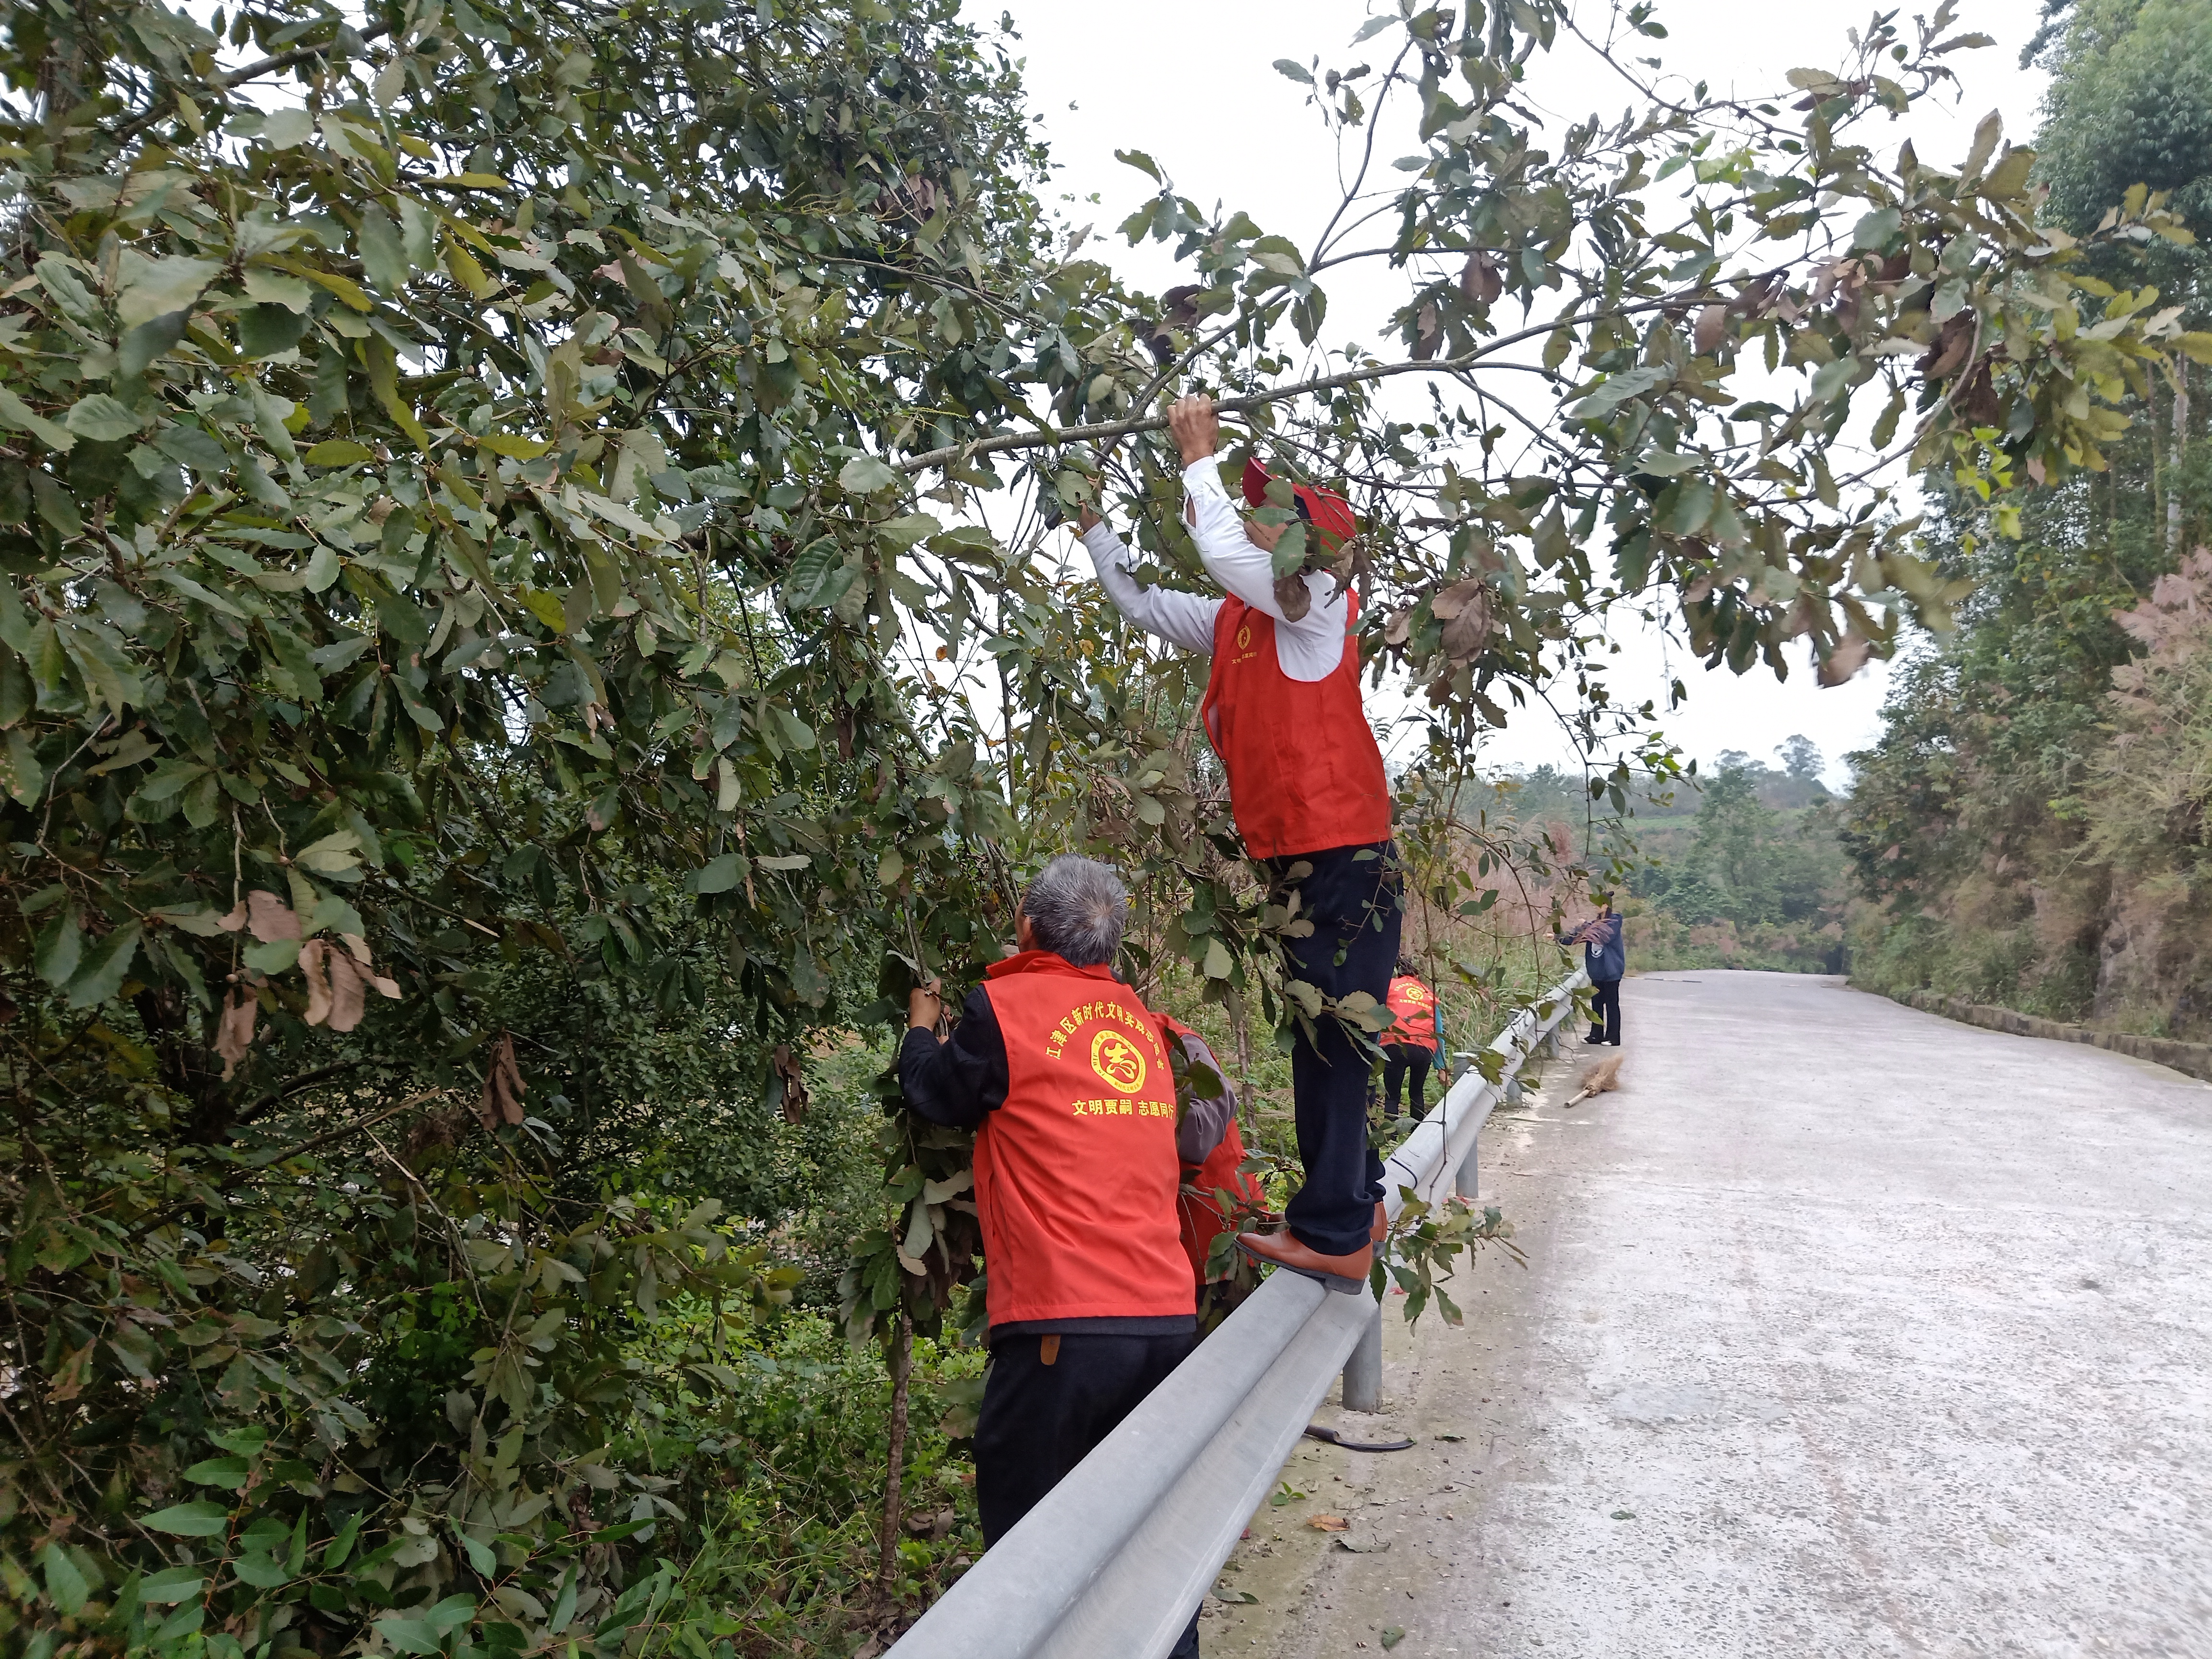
1076, 457, 1349, 682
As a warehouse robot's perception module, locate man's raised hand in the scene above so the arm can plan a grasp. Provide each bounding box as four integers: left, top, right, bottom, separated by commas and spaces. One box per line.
1168, 393, 1220, 468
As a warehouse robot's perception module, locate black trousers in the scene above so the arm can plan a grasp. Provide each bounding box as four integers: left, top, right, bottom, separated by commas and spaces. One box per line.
1382, 1044, 1432, 1120
977, 1331, 1201, 1654
1268, 841, 1403, 1258
1588, 977, 1622, 1045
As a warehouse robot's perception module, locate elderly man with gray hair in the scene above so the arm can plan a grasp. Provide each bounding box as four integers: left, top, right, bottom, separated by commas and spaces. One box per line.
902, 854, 1225, 1659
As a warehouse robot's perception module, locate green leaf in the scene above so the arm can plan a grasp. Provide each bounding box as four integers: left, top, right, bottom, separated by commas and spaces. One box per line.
1273, 58, 1313, 84
34, 909, 81, 988
1851, 206, 1901, 252
478, 433, 551, 459
755, 853, 811, 872
375, 1617, 446, 1656
323, 1511, 364, 1570
2, 729, 44, 806
67, 923, 142, 1007
296, 830, 363, 874
138, 1566, 206, 1604
1661, 478, 1714, 537
0, 387, 75, 452
877, 513, 941, 551
41, 1545, 89, 1616
232, 1552, 292, 1588
304, 439, 374, 467
838, 454, 902, 495
114, 254, 220, 329
1202, 937, 1233, 979
64, 395, 144, 443
695, 853, 749, 894
120, 311, 191, 378
243, 937, 302, 974
1114, 149, 1161, 181
521, 589, 569, 632
357, 205, 410, 292
1810, 355, 1856, 403
182, 1455, 252, 1490
144, 1500, 233, 1538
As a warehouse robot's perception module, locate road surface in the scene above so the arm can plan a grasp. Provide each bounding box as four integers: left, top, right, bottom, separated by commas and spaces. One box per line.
1199, 972, 2212, 1658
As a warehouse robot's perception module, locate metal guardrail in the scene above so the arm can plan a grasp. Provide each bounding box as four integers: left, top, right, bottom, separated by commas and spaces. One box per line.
888, 969, 1589, 1659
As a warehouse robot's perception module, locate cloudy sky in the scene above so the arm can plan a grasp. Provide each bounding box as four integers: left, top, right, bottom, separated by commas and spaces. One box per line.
964, 0, 2054, 786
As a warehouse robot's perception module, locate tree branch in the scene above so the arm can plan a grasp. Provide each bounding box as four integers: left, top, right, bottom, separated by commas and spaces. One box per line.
899, 350, 1567, 475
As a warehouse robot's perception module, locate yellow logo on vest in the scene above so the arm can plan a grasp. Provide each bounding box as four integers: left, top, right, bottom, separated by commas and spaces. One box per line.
1089, 1028, 1148, 1095
1236, 623, 1252, 651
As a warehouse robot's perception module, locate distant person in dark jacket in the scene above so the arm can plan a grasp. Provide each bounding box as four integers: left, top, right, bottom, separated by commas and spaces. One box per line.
1559, 894, 1625, 1046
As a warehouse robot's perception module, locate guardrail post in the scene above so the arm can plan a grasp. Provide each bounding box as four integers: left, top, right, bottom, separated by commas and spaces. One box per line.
1341, 1302, 1382, 1412
1454, 1124, 1479, 1202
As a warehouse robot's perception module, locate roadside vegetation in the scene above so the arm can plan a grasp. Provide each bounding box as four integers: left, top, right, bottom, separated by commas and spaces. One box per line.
1844, 0, 2212, 1039
1, 0, 2194, 1654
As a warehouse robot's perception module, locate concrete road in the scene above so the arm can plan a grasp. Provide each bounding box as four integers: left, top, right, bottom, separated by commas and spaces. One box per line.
1199, 972, 2212, 1659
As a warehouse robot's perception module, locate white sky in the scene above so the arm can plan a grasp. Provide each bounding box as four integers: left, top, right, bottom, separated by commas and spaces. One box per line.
966, 0, 2053, 787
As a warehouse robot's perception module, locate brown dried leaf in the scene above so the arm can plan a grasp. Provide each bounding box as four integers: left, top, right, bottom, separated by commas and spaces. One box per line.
339, 931, 374, 965
215, 901, 248, 933
1411, 301, 1441, 362
1694, 303, 1727, 356
215, 986, 257, 1080
1819, 630, 1872, 686
1273, 573, 1312, 623
480, 1031, 527, 1128
1682, 570, 1716, 605
1308, 1515, 1349, 1532
1958, 357, 2000, 424
1460, 251, 1502, 306
1918, 312, 1973, 380
245, 890, 301, 943
325, 950, 367, 1033
1430, 578, 1486, 622
771, 1043, 811, 1124
1161, 284, 1202, 328
300, 938, 333, 1027
1441, 595, 1493, 661
1383, 608, 1412, 649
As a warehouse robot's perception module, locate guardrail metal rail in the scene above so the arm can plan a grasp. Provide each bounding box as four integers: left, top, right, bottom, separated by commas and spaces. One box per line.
888, 969, 1589, 1659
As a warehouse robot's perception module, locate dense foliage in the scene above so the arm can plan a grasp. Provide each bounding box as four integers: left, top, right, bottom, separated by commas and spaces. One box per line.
1845, 0, 2212, 1034
3, 0, 2203, 1652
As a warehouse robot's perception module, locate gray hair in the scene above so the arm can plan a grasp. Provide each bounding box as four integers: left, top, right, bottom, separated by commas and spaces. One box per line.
1022, 855, 1129, 966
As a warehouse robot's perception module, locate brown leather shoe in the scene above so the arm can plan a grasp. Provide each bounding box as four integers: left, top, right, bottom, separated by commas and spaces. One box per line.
1237, 1230, 1373, 1295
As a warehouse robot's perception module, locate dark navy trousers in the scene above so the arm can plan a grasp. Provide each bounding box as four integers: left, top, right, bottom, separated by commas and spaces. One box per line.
1268, 841, 1403, 1258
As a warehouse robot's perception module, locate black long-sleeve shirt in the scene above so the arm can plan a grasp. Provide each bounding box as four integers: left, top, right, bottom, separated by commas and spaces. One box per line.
897, 986, 1009, 1128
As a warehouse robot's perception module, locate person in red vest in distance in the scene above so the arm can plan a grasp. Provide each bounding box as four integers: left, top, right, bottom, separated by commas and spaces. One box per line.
1073, 391, 1401, 1295
1159, 1014, 1271, 1320
1380, 958, 1449, 1122
900, 855, 1216, 1659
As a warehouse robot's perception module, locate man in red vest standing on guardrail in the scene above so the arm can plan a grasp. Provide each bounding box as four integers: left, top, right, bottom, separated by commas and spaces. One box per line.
900, 855, 1208, 1658
1075, 392, 1400, 1296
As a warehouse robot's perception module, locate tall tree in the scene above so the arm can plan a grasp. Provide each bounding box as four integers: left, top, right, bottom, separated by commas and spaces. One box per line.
3, 0, 2203, 1651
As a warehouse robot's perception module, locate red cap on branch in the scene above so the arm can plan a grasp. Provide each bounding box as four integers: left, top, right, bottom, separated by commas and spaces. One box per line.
1241, 457, 1358, 551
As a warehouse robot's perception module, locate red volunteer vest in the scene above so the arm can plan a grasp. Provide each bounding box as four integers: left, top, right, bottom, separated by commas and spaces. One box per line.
1178, 1117, 1266, 1281
975, 952, 1194, 1328
1199, 592, 1393, 859
1385, 974, 1437, 1046
1159, 1016, 1269, 1281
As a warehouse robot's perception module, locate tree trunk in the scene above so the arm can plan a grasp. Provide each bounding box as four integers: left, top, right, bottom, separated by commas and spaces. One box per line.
879, 1308, 914, 1590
